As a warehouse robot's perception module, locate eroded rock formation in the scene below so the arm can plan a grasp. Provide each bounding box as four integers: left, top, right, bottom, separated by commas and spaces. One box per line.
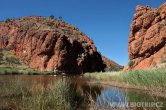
127, 2, 166, 70
102, 56, 123, 71
0, 16, 106, 74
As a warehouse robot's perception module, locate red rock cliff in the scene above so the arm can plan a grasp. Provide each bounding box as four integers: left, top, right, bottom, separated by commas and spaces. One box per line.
127, 2, 166, 69
0, 16, 106, 74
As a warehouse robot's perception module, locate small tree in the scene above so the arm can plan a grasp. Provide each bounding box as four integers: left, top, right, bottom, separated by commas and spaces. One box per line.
128, 60, 135, 67
49, 15, 55, 19
5, 18, 11, 23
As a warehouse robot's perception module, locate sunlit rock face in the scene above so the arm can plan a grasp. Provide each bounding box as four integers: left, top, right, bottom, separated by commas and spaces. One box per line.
126, 2, 166, 70
0, 16, 106, 74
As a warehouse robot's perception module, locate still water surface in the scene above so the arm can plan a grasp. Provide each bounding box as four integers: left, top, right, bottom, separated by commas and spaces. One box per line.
0, 75, 165, 110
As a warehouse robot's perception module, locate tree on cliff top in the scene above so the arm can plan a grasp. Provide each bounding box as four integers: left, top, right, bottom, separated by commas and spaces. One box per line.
49, 15, 54, 19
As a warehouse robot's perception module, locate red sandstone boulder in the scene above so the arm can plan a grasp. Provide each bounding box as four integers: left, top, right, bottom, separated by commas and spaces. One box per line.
127, 2, 166, 70
0, 16, 106, 74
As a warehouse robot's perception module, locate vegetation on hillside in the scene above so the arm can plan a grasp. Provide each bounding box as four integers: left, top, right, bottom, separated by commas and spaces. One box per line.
108, 64, 122, 71
2, 16, 82, 38
128, 60, 135, 67
0, 49, 20, 66
0, 49, 53, 75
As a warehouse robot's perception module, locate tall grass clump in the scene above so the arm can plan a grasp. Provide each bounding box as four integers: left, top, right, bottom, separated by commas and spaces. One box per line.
84, 68, 166, 90
84, 71, 120, 81
0, 78, 28, 97
120, 68, 166, 88
20, 79, 75, 110
0, 79, 76, 110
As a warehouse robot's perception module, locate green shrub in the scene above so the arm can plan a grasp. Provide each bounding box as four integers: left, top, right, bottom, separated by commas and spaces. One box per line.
0, 52, 4, 64
5, 18, 11, 23
49, 15, 54, 19
109, 65, 121, 71
6, 56, 20, 65
128, 60, 135, 67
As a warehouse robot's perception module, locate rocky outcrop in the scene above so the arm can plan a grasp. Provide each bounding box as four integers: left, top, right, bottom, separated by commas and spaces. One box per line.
102, 56, 123, 71
0, 16, 106, 74
127, 2, 166, 70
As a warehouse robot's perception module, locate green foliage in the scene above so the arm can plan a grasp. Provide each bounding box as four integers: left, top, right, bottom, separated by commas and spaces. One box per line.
0, 78, 28, 97
120, 68, 166, 88
109, 65, 121, 71
5, 18, 11, 23
49, 15, 54, 19
0, 66, 53, 75
0, 79, 75, 110
0, 49, 54, 75
84, 68, 166, 89
6, 56, 20, 65
0, 52, 4, 64
128, 60, 135, 67
0, 51, 4, 58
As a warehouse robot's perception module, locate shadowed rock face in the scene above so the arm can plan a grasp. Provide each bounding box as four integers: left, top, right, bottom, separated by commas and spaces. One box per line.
0, 16, 105, 74
127, 2, 166, 70
102, 56, 123, 71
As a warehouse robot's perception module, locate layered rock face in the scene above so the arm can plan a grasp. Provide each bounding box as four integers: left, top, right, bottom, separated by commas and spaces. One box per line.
0, 16, 105, 74
128, 2, 166, 69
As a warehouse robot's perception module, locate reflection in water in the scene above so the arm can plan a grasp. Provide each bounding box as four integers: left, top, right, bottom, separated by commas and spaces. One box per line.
96, 87, 128, 109
95, 87, 166, 110
0, 75, 165, 110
